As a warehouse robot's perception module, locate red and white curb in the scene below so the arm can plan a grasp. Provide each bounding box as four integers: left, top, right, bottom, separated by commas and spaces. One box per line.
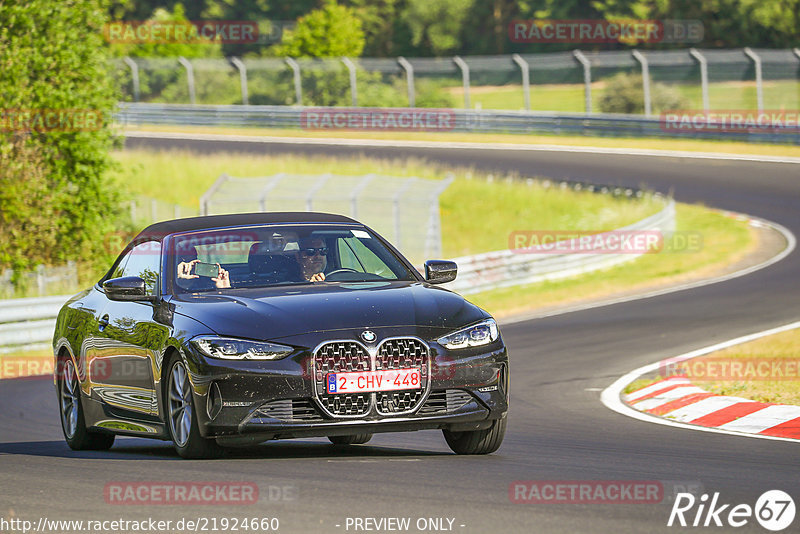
624, 376, 800, 439
602, 320, 800, 443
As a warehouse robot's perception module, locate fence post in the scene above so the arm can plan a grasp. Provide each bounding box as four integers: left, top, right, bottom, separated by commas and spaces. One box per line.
285, 58, 302, 106
67, 261, 77, 291
631, 50, 651, 117
177, 56, 195, 105
689, 48, 709, 112
511, 54, 530, 111
123, 57, 140, 102
200, 174, 230, 215
453, 56, 470, 109
230, 57, 248, 105
350, 174, 376, 219
258, 173, 287, 211
426, 174, 455, 259
573, 50, 592, 113
397, 57, 415, 107
393, 178, 417, 249
743, 47, 763, 114
306, 174, 332, 211
36, 265, 46, 296
341, 57, 358, 107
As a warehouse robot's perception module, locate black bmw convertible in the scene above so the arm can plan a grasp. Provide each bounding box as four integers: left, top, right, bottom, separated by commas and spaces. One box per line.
53, 212, 508, 458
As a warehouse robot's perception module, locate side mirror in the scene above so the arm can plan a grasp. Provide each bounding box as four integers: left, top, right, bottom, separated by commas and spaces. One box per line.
103, 276, 156, 302
424, 260, 457, 284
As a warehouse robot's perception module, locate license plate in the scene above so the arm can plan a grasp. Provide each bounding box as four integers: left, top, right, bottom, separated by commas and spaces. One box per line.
326, 369, 421, 394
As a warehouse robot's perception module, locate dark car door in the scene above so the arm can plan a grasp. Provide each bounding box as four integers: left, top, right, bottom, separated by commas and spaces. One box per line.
87, 240, 169, 417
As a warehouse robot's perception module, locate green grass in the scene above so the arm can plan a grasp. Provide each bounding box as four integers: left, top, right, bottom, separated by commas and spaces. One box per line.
625, 327, 800, 405
445, 80, 800, 112
467, 203, 754, 317
112, 149, 663, 259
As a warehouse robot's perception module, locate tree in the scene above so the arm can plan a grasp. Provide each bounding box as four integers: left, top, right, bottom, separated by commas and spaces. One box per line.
0, 0, 122, 283
401, 0, 476, 56
271, 0, 365, 58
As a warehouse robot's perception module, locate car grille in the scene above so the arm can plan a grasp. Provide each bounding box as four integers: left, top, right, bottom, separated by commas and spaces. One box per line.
375, 339, 429, 415
418, 389, 473, 416
376, 339, 427, 370
314, 341, 372, 417
255, 399, 323, 423
313, 338, 430, 418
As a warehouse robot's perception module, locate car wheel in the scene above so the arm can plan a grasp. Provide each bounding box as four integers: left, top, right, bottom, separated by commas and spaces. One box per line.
328, 433, 373, 445
167, 358, 223, 459
58, 358, 115, 451
443, 417, 506, 455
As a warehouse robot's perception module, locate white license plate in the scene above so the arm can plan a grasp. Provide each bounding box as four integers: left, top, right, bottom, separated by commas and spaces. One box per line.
326, 368, 421, 394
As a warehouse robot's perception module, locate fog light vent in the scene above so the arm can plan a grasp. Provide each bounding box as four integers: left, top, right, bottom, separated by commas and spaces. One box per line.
207, 382, 222, 419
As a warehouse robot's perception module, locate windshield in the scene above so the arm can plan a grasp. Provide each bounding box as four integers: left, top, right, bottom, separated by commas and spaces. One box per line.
168, 224, 417, 293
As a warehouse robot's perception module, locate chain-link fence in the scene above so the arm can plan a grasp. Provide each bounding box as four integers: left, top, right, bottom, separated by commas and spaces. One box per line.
116, 48, 800, 114
128, 195, 200, 229
0, 262, 79, 299
200, 173, 454, 265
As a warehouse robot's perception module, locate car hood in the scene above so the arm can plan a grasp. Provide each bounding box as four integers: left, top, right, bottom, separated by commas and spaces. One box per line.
171, 281, 489, 341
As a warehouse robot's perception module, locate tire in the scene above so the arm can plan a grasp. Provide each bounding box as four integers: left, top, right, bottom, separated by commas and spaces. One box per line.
58, 357, 115, 451
166, 357, 223, 459
443, 417, 506, 455
328, 433, 373, 445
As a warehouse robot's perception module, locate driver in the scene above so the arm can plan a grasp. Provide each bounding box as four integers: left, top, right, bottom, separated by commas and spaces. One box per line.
293, 237, 328, 282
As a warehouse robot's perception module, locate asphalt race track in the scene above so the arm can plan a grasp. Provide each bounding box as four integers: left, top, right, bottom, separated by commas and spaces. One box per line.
1, 135, 798, 533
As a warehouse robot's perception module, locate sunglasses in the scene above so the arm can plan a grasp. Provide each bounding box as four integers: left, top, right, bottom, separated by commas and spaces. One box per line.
300, 247, 328, 257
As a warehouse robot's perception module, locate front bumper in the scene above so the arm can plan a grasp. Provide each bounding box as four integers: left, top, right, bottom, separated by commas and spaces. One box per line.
180, 330, 508, 443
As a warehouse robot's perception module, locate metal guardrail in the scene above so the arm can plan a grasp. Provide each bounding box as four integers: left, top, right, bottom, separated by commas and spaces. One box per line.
0, 194, 674, 353
445, 197, 675, 295
0, 295, 70, 353
117, 103, 800, 144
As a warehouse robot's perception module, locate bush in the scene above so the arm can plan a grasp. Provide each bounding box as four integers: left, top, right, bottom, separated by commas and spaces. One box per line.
0, 0, 123, 283
598, 73, 689, 114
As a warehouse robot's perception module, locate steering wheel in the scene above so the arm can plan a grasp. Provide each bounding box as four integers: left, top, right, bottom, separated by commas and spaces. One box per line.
324, 268, 360, 280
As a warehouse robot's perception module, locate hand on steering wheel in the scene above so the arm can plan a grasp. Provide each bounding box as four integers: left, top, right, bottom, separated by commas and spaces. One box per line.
323, 268, 359, 280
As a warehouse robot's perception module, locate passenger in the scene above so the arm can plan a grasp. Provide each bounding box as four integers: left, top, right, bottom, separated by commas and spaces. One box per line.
176, 251, 230, 289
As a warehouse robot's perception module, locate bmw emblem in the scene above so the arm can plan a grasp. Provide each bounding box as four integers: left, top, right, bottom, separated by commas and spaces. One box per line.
360, 330, 376, 343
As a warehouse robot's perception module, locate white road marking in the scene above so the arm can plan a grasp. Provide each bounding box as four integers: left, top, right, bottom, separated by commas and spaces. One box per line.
624, 377, 690, 402
631, 387, 707, 411
664, 396, 754, 422
601, 320, 800, 442
717, 405, 800, 434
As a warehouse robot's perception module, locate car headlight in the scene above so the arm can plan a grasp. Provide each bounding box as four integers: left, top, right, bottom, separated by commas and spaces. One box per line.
191, 336, 294, 360
437, 319, 499, 349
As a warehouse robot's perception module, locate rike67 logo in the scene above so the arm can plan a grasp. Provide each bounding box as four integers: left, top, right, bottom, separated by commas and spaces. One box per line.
668, 490, 795, 531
